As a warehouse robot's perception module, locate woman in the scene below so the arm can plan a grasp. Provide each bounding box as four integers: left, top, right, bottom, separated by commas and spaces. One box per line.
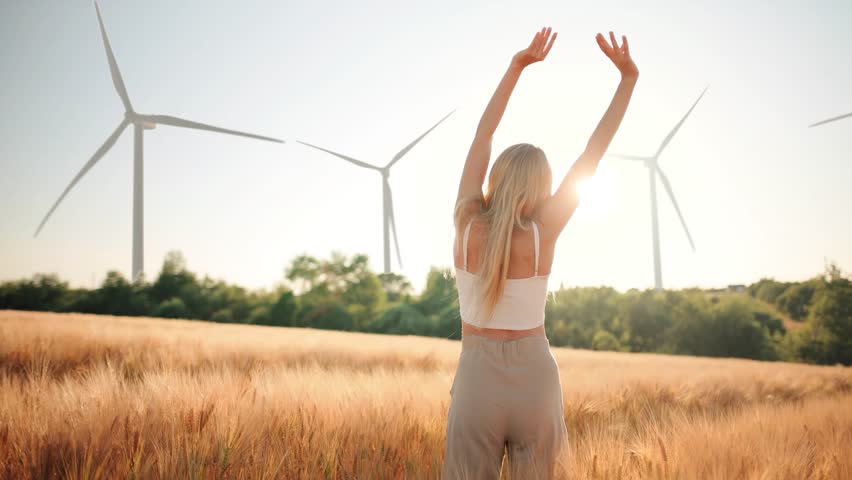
442, 27, 638, 478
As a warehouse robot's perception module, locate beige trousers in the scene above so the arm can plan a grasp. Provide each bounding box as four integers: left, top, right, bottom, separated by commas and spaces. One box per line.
442, 334, 570, 479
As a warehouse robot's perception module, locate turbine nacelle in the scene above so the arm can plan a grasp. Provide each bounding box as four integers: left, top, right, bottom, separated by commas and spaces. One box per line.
125, 113, 157, 130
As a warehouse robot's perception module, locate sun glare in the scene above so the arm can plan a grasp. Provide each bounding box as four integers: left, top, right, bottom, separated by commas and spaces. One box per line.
575, 169, 616, 215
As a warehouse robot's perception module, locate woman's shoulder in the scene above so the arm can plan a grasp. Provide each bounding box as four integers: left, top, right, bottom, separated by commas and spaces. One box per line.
453, 194, 484, 229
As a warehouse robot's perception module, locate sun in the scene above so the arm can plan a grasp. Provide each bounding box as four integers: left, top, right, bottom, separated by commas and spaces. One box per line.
574, 168, 617, 216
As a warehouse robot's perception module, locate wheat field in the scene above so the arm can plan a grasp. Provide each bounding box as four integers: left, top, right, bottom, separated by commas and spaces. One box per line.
1, 310, 850, 479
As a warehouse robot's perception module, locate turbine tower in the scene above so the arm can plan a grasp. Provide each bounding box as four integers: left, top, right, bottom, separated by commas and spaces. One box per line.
297, 110, 454, 273
34, 2, 283, 281
610, 87, 707, 290
809, 111, 852, 128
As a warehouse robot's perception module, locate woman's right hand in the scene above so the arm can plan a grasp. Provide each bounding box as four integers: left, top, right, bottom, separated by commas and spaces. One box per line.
512, 27, 557, 69
596, 32, 638, 80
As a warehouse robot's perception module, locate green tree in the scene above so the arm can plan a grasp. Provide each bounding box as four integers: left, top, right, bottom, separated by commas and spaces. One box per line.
368, 304, 430, 335
341, 266, 385, 327
545, 287, 620, 348
0, 274, 73, 311
286, 252, 385, 329
71, 271, 152, 316
378, 272, 413, 303
433, 305, 462, 340
156, 297, 189, 319
415, 268, 458, 317
412, 268, 460, 339
265, 290, 298, 327
748, 278, 791, 305
302, 303, 355, 331
620, 290, 673, 353
196, 278, 254, 323
710, 299, 777, 360
150, 251, 203, 317
666, 293, 713, 355
285, 254, 323, 293
794, 264, 851, 365
776, 280, 817, 321
211, 309, 234, 323
592, 330, 621, 351
669, 296, 777, 360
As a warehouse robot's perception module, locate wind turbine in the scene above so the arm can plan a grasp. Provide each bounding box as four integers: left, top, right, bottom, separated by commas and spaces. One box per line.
297, 110, 454, 273
34, 2, 283, 282
610, 86, 707, 290
808, 111, 852, 128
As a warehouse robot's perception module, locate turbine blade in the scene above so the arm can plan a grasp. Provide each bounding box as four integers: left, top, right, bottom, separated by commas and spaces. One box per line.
34, 119, 129, 237
142, 114, 283, 143
385, 109, 455, 169
94, 2, 133, 112
609, 154, 648, 161
655, 165, 695, 251
655, 86, 708, 158
296, 141, 380, 170
385, 179, 403, 269
808, 112, 852, 128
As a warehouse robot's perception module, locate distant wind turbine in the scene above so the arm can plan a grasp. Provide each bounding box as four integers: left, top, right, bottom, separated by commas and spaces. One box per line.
808, 112, 852, 128
34, 2, 283, 282
610, 86, 708, 290
297, 110, 455, 273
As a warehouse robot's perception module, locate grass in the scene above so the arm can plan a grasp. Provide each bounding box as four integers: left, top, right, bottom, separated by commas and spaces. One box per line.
1, 310, 850, 479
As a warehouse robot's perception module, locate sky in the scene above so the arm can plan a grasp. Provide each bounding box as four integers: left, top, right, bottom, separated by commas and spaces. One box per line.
1, 0, 850, 293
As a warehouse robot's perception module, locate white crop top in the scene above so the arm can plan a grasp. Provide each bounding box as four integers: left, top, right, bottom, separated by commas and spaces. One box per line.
455, 219, 550, 330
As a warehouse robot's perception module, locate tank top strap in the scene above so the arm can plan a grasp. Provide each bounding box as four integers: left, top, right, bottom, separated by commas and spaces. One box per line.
462, 218, 473, 270
531, 221, 540, 276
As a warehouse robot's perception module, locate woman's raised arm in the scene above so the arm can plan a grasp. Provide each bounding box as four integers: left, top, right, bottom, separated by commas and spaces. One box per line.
455, 27, 557, 219
539, 32, 638, 235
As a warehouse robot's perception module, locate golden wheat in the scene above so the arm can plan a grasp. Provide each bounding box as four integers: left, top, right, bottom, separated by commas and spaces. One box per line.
1, 310, 850, 479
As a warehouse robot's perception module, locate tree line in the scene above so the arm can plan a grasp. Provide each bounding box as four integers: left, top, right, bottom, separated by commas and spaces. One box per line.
1, 251, 848, 366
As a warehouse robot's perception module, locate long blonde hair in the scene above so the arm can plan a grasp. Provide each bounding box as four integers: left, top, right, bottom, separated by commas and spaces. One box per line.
455, 143, 552, 323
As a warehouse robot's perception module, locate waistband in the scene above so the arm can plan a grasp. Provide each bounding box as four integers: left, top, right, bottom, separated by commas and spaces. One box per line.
461, 333, 550, 355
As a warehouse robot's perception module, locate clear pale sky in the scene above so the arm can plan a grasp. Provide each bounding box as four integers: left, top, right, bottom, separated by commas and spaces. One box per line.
1, 0, 850, 293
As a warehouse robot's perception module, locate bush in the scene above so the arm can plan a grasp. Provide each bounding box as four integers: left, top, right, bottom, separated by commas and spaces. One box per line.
156, 297, 189, 319
302, 303, 355, 331
265, 290, 298, 327
368, 304, 429, 336
749, 278, 791, 304
211, 309, 234, 323
0, 274, 72, 311
709, 299, 777, 360
776, 281, 817, 321
592, 330, 621, 351
793, 265, 852, 365
246, 305, 271, 325
432, 305, 462, 340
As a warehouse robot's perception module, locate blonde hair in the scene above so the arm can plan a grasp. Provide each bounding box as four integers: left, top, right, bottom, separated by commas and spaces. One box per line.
455, 143, 552, 323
